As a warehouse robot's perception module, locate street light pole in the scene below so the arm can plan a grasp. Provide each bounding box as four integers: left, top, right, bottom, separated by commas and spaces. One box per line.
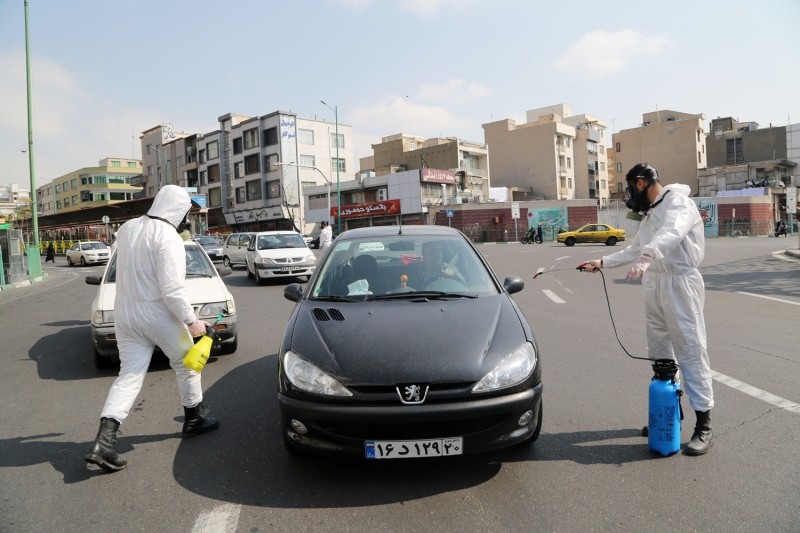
321, 100, 341, 234
24, 0, 41, 276
276, 162, 332, 227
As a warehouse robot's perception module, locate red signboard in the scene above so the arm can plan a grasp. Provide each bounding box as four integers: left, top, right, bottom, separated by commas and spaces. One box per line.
333, 199, 401, 220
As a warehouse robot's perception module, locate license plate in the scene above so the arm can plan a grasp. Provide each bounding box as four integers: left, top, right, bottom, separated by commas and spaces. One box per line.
365, 437, 463, 459
284, 266, 301, 272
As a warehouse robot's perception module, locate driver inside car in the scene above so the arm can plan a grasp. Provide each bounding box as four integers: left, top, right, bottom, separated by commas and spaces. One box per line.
418, 241, 465, 288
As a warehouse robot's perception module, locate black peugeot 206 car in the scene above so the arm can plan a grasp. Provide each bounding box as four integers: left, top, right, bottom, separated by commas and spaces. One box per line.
279, 225, 542, 459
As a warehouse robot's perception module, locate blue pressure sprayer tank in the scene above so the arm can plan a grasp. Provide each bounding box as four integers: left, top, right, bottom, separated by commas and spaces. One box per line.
648, 359, 683, 456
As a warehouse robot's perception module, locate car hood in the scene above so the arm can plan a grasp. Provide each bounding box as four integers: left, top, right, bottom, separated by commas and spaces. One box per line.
92, 277, 231, 312
285, 294, 529, 385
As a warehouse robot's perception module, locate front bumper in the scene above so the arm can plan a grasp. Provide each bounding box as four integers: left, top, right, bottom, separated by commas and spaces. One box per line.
279, 382, 543, 457
256, 264, 316, 278
90, 318, 238, 359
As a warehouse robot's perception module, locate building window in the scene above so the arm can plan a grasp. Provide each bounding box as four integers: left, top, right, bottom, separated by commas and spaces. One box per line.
615, 142, 621, 152
232, 137, 243, 155
128, 161, 138, 168
56, 200, 62, 209
567, 157, 571, 169
330, 132, 345, 149
267, 180, 281, 198
234, 161, 244, 179
246, 179, 262, 201
81, 176, 92, 185
208, 187, 222, 207
64, 198, 70, 207
299, 154, 315, 168
208, 164, 220, 183
264, 153, 279, 173
599, 146, 605, 155
199, 170, 207, 186
72, 195, 78, 204
331, 158, 346, 174
199, 149, 206, 164
616, 162, 622, 172
96, 193, 107, 200
55, 184, 61, 193
245, 154, 260, 174
600, 162, 606, 172
244, 128, 259, 149
263, 127, 278, 146
111, 160, 121, 167
71, 178, 78, 188
698, 151, 702, 164
109, 192, 128, 201
617, 182, 624, 193
236, 187, 246, 203
726, 138, 743, 164
207, 141, 219, 160
567, 178, 573, 188
298, 129, 314, 145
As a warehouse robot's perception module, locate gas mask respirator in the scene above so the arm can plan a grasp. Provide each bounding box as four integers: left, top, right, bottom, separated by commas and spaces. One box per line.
177, 214, 191, 241
624, 163, 658, 221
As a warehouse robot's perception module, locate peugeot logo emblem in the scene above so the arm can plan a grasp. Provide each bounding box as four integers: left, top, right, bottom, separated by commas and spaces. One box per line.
396, 384, 429, 404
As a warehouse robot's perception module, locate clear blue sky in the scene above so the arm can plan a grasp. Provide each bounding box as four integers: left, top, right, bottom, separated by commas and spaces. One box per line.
1, 0, 798, 188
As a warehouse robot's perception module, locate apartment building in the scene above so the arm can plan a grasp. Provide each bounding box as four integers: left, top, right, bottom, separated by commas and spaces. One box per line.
482, 104, 578, 201
140, 113, 354, 234
363, 133, 490, 204
561, 113, 610, 207
611, 109, 707, 194
41, 158, 142, 214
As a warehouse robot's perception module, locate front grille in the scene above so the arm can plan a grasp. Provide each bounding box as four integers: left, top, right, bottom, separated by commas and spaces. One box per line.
317, 414, 509, 440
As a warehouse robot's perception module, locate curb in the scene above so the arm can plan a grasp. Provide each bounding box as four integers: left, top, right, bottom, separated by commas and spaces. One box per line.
784, 249, 800, 260
0, 274, 48, 291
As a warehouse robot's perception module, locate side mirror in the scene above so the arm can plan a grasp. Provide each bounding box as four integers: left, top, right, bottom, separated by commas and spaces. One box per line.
216, 266, 232, 277
284, 283, 304, 302
85, 276, 102, 285
503, 276, 524, 295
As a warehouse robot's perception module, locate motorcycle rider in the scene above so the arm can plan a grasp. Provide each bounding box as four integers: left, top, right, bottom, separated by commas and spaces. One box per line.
581, 163, 715, 456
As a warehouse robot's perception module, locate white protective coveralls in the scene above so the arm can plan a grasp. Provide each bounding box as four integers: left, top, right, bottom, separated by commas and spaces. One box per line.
100, 185, 202, 422
601, 183, 714, 412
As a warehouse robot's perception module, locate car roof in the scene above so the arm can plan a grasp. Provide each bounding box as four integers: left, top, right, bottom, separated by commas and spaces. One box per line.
252, 230, 301, 236
335, 225, 464, 240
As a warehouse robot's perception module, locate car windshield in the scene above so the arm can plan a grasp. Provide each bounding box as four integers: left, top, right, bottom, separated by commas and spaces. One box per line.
257, 234, 307, 250
194, 236, 220, 245
104, 245, 215, 282
309, 234, 499, 300
84, 242, 107, 250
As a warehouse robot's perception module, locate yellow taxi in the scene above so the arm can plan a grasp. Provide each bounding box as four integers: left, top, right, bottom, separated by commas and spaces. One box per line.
556, 224, 625, 246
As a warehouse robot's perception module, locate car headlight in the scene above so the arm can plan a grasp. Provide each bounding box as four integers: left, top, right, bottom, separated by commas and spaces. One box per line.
92, 310, 114, 326
199, 301, 229, 317
257, 257, 275, 265
283, 351, 352, 396
472, 342, 536, 393
303, 254, 316, 263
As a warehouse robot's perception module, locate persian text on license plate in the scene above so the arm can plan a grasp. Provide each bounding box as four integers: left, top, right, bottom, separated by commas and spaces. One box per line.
365, 437, 462, 459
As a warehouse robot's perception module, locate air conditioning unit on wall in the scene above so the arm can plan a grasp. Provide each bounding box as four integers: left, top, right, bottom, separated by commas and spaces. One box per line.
377, 188, 388, 201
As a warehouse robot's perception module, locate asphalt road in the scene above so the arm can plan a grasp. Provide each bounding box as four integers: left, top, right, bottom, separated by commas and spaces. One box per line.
1, 237, 798, 533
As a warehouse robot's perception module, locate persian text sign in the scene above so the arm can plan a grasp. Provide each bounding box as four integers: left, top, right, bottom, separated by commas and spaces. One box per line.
421, 168, 457, 184
334, 199, 401, 220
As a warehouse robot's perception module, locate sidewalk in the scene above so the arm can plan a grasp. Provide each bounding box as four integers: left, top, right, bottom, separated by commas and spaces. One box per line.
785, 249, 800, 260
0, 273, 49, 291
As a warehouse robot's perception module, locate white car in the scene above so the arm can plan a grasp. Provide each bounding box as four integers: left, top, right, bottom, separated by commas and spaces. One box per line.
245, 231, 317, 284
67, 241, 111, 266
85, 241, 238, 368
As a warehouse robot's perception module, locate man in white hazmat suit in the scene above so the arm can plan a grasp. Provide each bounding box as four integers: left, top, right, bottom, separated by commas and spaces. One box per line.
85, 185, 219, 471
582, 163, 714, 456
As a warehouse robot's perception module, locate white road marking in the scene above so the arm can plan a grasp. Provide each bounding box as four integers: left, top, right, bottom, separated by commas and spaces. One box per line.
555, 256, 571, 261
712, 370, 800, 414
542, 289, 566, 304
736, 291, 800, 306
192, 503, 242, 533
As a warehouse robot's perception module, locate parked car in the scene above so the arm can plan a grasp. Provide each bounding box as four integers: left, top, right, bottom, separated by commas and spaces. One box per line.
85, 241, 238, 368
222, 232, 254, 268
66, 241, 111, 266
278, 225, 542, 459
556, 223, 626, 246
193, 235, 224, 262
245, 231, 317, 284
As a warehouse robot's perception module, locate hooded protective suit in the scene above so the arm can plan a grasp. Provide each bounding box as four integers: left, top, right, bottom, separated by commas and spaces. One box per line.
100, 185, 203, 422
602, 183, 714, 412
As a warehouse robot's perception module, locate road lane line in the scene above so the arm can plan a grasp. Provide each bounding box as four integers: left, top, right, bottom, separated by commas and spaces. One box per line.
712, 370, 800, 414
192, 503, 241, 533
542, 289, 565, 304
736, 291, 800, 306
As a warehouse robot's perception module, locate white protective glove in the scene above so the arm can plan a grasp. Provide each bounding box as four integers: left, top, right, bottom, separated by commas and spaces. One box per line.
188, 320, 210, 337
626, 255, 652, 282
582, 259, 602, 273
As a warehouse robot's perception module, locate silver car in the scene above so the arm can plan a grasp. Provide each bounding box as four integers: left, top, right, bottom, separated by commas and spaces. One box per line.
66, 241, 111, 266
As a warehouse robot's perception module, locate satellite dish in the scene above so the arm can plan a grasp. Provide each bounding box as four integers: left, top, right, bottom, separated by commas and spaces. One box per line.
102, 215, 110, 224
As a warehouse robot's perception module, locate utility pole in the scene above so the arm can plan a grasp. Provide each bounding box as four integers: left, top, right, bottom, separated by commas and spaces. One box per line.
24, 0, 42, 277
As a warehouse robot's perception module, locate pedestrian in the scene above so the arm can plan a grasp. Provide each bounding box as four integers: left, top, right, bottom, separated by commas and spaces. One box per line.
536, 225, 543, 244
45, 242, 55, 263
581, 163, 714, 456
319, 220, 333, 252
84, 185, 218, 472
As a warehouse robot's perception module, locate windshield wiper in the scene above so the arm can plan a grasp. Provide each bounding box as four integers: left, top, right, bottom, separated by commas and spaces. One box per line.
310, 295, 360, 302
371, 291, 477, 301
186, 273, 213, 278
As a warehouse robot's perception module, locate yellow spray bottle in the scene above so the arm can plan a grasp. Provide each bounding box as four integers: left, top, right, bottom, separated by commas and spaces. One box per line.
182, 313, 224, 372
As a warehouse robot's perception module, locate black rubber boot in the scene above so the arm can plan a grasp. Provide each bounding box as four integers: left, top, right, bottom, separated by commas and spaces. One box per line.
182, 403, 219, 438
685, 410, 713, 456
84, 417, 127, 471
